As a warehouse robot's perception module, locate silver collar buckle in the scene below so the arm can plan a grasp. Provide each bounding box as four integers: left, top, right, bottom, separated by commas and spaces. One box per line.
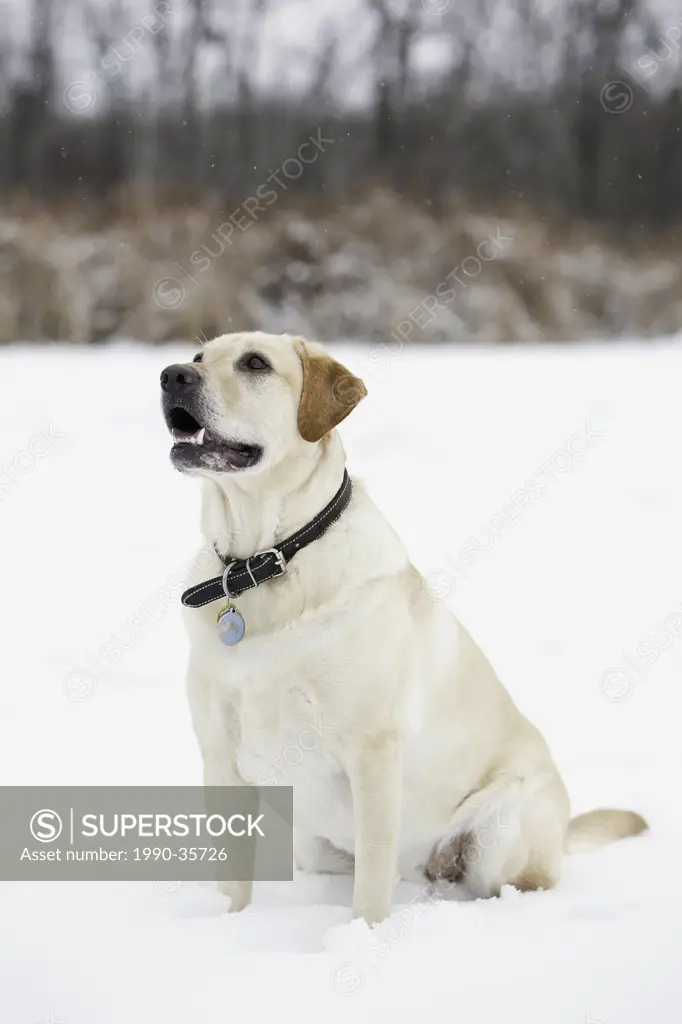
251, 547, 287, 584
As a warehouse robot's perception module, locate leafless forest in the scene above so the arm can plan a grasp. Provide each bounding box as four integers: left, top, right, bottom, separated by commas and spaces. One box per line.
2, 0, 682, 343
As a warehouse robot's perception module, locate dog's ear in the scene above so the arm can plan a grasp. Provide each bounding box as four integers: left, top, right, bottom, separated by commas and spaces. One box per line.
294, 339, 367, 443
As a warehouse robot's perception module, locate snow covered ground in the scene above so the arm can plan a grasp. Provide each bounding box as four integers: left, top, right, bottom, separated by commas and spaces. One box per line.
1, 340, 681, 1023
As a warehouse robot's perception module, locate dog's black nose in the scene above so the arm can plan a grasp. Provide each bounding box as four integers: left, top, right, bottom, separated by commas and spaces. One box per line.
160, 363, 201, 394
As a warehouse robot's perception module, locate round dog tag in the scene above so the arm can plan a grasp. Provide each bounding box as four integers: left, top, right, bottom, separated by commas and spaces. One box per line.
216, 605, 245, 646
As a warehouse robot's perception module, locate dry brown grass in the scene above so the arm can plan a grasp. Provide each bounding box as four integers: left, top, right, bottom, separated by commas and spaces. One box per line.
2, 190, 682, 344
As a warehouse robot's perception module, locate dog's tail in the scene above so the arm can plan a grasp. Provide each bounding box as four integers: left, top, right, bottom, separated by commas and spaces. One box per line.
566, 808, 648, 853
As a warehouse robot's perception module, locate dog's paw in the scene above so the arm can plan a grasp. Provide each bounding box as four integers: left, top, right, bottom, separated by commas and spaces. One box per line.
218, 879, 252, 912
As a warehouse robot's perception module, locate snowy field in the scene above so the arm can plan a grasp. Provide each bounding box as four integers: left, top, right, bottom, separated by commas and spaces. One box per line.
1, 340, 681, 1023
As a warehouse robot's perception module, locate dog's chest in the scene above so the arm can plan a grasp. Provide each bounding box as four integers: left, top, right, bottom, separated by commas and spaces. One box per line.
191, 581, 387, 849
235, 685, 327, 780
234, 683, 354, 845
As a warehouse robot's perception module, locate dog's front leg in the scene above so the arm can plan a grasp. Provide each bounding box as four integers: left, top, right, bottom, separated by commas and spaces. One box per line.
202, 751, 253, 913
348, 736, 402, 925
188, 669, 252, 913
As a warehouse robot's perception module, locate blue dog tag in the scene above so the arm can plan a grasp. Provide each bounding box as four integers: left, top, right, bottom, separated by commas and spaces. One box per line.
216, 605, 246, 646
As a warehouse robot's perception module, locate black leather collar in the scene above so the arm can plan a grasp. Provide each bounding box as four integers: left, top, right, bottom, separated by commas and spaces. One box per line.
181, 470, 353, 609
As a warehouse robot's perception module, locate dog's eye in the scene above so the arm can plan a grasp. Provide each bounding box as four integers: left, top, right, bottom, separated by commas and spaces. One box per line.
239, 352, 271, 372
192, 352, 203, 363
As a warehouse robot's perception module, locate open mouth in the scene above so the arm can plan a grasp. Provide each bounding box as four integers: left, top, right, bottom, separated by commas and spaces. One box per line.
168, 407, 206, 443
166, 407, 263, 472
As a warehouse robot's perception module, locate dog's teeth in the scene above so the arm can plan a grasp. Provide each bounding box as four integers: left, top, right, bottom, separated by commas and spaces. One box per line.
196, 428, 206, 445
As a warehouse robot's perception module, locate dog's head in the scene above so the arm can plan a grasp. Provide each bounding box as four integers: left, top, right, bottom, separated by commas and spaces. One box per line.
160, 332, 366, 477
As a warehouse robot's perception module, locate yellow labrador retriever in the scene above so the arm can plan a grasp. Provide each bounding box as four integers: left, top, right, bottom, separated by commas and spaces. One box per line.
160, 331, 646, 924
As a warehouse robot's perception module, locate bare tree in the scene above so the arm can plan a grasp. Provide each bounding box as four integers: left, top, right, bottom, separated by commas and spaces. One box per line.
0, 0, 680, 229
